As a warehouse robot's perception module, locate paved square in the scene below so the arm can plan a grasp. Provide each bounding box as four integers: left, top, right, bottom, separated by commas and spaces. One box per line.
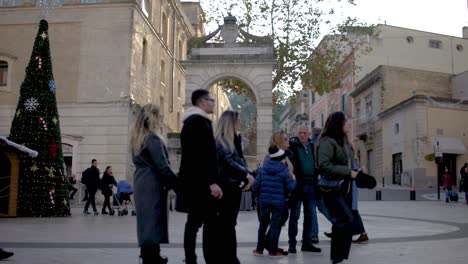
1, 200, 468, 263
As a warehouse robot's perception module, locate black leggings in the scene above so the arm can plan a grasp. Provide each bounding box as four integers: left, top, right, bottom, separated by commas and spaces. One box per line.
102, 195, 112, 212
322, 188, 353, 262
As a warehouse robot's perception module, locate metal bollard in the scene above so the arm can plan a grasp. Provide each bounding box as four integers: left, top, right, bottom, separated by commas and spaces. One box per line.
410, 188, 416, 201
376, 188, 382, 201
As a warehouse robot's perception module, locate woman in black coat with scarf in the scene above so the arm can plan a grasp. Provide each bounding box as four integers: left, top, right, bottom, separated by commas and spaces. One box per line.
101, 166, 117, 214
215, 110, 254, 264
131, 104, 177, 264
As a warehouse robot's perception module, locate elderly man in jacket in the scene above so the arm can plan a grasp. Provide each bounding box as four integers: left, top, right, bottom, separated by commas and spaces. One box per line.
287, 126, 323, 253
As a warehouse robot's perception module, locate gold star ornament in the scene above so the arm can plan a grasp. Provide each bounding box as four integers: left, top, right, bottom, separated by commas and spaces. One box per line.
45, 167, 55, 178
31, 164, 38, 172
52, 117, 58, 124
40, 32, 48, 40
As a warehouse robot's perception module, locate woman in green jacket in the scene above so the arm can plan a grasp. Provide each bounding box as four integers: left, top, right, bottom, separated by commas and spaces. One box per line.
317, 112, 359, 264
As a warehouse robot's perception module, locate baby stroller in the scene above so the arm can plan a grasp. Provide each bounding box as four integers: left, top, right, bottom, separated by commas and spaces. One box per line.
110, 180, 136, 216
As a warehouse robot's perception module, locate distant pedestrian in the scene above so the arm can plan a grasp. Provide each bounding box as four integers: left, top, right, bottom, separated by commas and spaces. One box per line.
68, 174, 78, 200
82, 159, 101, 215
100, 166, 117, 214
442, 167, 455, 203
461, 166, 468, 204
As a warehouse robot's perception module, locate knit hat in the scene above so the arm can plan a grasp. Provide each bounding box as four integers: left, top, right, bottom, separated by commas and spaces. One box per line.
269, 146, 287, 161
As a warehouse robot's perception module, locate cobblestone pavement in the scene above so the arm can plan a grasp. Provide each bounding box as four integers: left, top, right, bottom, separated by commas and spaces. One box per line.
1, 200, 468, 264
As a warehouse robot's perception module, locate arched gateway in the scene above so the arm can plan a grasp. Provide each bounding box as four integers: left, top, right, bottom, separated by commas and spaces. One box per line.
182, 16, 275, 161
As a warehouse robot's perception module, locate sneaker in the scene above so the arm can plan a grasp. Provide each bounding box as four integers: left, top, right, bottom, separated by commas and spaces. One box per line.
278, 248, 289, 256
311, 237, 319, 244
93, 211, 99, 216
352, 233, 369, 243
0, 249, 14, 260
159, 256, 168, 264
83, 210, 91, 215
301, 244, 322, 253
288, 248, 297, 254
252, 249, 263, 256
101, 210, 108, 215
331, 259, 344, 264
268, 252, 282, 258
324, 232, 332, 238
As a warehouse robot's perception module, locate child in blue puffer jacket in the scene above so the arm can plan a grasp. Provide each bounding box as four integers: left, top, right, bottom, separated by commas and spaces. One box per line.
253, 146, 296, 257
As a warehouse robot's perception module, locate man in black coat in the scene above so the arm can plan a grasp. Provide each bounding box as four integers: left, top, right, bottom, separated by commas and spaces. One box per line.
179, 89, 222, 264
82, 159, 101, 215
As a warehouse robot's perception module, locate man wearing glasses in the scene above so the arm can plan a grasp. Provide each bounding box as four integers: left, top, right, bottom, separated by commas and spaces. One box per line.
178, 89, 222, 264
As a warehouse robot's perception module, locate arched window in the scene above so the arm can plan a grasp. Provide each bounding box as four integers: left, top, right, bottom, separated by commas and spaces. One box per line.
0, 61, 8, 87
161, 12, 168, 42
141, 0, 150, 17
160, 60, 166, 85
142, 38, 147, 65
178, 39, 184, 60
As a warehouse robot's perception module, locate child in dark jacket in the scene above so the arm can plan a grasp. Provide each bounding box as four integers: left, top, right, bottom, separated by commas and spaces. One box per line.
253, 146, 296, 257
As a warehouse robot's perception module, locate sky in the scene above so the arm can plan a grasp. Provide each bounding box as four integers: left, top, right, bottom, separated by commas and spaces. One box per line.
185, 0, 468, 38
345, 0, 468, 37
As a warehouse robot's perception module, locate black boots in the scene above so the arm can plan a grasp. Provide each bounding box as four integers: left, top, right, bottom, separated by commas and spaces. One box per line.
140, 245, 168, 264
0, 249, 14, 260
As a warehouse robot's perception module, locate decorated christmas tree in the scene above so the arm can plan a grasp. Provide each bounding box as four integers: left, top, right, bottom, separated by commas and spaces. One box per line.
8, 19, 70, 217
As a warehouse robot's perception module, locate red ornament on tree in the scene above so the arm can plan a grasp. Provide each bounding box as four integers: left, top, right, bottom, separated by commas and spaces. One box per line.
50, 143, 59, 157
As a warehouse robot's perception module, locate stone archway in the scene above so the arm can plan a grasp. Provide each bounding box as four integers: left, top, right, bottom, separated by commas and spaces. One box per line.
182, 16, 275, 161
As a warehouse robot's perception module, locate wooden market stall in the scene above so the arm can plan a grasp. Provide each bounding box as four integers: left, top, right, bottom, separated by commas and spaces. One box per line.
0, 136, 37, 217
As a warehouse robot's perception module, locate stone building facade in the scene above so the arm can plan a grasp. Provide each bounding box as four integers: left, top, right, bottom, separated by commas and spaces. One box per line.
351, 66, 468, 188
0, 0, 200, 182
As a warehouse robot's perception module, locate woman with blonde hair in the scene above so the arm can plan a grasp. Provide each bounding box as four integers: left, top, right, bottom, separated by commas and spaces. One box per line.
215, 110, 254, 263
130, 104, 177, 264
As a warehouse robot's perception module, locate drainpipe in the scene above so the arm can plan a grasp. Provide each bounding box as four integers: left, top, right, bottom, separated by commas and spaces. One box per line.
170, 5, 176, 114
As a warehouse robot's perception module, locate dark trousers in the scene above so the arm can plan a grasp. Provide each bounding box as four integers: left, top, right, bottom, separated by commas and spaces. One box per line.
68, 186, 77, 199
102, 195, 112, 212
183, 198, 219, 264
351, 210, 365, 235
140, 244, 160, 264
217, 186, 242, 264
82, 189, 89, 201
263, 205, 288, 251
257, 206, 283, 254
322, 188, 353, 262
84, 188, 97, 212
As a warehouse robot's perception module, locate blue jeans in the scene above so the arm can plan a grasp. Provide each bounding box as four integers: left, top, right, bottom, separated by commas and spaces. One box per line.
257, 206, 283, 254
445, 189, 452, 200
465, 192, 468, 204
288, 184, 334, 248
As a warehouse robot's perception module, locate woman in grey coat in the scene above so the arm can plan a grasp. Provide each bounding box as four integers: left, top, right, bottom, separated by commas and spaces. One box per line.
131, 104, 177, 264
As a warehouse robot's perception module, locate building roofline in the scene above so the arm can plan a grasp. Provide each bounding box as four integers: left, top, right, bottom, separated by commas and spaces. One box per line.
350, 65, 383, 97
375, 24, 467, 39
378, 95, 468, 118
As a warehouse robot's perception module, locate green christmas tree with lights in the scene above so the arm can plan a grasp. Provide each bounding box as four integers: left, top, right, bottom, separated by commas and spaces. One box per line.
8, 19, 70, 217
